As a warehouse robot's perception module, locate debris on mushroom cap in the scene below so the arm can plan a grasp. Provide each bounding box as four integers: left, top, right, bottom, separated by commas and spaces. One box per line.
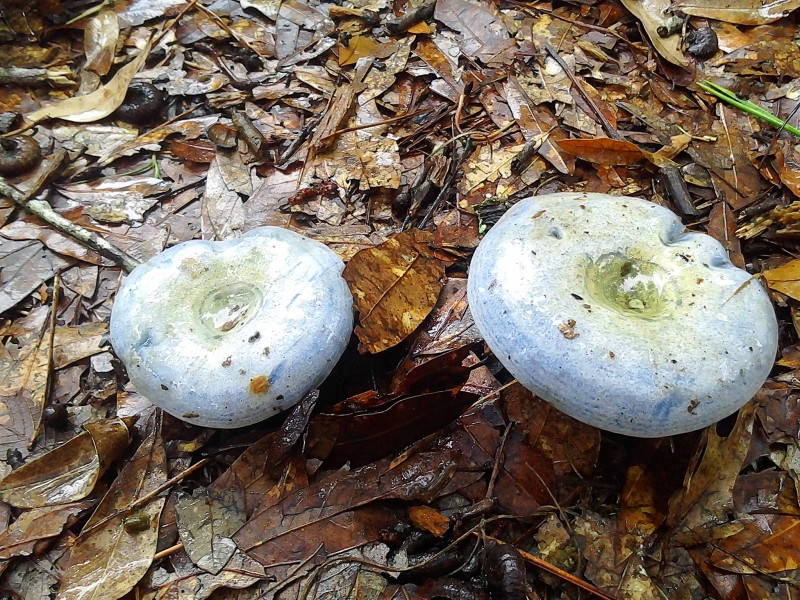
110, 226, 354, 429
467, 192, 778, 438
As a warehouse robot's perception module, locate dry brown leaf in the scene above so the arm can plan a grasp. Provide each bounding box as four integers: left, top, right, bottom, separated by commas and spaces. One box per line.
763, 258, 800, 300
0, 240, 72, 316
433, 0, 516, 65
55, 418, 167, 600
619, 0, 689, 67
710, 514, 800, 573
0, 501, 94, 560
556, 137, 645, 166
667, 402, 756, 545
708, 202, 745, 269
0, 418, 130, 508
343, 230, 445, 353
672, 0, 800, 25
84, 11, 119, 76
26, 39, 151, 125
0, 306, 53, 455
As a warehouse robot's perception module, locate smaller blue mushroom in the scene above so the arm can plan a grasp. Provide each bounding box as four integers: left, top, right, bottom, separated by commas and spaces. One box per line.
467, 192, 778, 437
110, 227, 353, 429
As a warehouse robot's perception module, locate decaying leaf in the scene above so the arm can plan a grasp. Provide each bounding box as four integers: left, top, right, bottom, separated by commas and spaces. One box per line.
343, 230, 445, 353
0, 240, 72, 316
57, 176, 170, 224
234, 451, 457, 565
0, 306, 53, 455
0, 418, 130, 508
667, 402, 756, 545
0, 501, 94, 560
175, 488, 245, 574
55, 418, 167, 600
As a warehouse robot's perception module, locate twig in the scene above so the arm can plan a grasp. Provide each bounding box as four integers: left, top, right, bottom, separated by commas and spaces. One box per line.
543, 43, 621, 141
0, 154, 140, 273
81, 457, 211, 536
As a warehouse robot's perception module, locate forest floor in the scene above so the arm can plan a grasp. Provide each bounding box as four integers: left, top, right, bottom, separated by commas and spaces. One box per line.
2, 0, 800, 599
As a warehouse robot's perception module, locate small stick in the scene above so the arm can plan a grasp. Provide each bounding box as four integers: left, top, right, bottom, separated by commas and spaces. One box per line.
81, 457, 211, 536
543, 43, 621, 141
0, 149, 140, 273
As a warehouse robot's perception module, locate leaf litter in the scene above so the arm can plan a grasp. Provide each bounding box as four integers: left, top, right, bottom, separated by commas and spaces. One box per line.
1, 1, 800, 599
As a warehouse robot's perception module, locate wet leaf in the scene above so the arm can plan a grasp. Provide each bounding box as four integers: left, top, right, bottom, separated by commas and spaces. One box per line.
667, 402, 756, 545
710, 514, 800, 573
234, 451, 457, 565
84, 11, 119, 76
0, 501, 94, 560
151, 549, 265, 600
343, 230, 445, 353
556, 137, 645, 166
0, 418, 130, 508
175, 488, 245, 574
55, 418, 167, 600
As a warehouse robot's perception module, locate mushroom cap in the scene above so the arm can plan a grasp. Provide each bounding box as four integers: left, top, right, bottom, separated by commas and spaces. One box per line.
110, 226, 353, 428
467, 193, 778, 437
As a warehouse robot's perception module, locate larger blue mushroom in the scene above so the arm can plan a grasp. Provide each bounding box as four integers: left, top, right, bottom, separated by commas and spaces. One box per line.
467, 192, 777, 437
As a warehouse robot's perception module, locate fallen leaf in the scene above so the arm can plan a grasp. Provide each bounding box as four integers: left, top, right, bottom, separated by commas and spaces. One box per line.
26, 40, 151, 124
151, 549, 265, 600
84, 11, 119, 76
763, 258, 800, 300
343, 230, 445, 353
0, 418, 130, 508
0, 306, 53, 455
672, 0, 800, 25
710, 514, 800, 573
55, 417, 167, 600
556, 137, 645, 166
707, 202, 745, 269
433, 0, 516, 65
234, 451, 457, 565
175, 488, 245, 574
57, 176, 170, 224
618, 0, 689, 67
0, 239, 72, 316
0, 501, 94, 560
667, 402, 756, 545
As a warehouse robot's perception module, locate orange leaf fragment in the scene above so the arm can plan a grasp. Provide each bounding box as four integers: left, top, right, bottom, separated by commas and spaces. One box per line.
763, 259, 800, 301
556, 137, 645, 166
409, 505, 450, 536
343, 230, 445, 353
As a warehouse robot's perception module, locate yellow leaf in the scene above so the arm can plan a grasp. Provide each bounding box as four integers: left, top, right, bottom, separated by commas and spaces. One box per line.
763, 259, 800, 301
